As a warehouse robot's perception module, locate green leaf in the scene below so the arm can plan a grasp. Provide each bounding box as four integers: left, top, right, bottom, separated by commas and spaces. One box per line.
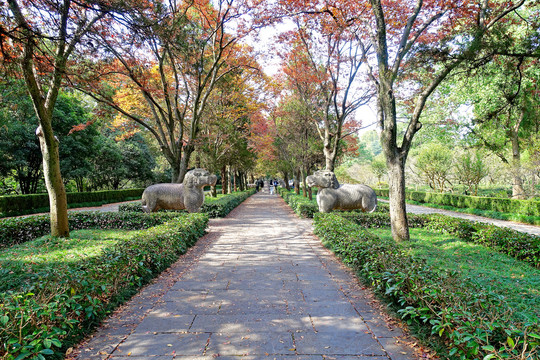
483, 355, 495, 360
14, 352, 32, 360
528, 333, 540, 340
40, 349, 54, 355
507, 337, 515, 348
0, 315, 8, 325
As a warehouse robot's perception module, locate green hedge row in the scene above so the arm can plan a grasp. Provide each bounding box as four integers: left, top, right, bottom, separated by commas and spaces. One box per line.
278, 189, 319, 218
374, 189, 540, 217
0, 211, 182, 249
0, 189, 144, 217
1, 212, 208, 359
119, 190, 256, 218
313, 213, 539, 359
340, 210, 540, 268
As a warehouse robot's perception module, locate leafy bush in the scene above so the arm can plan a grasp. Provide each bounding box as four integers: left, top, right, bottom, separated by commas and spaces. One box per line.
0, 189, 144, 217
313, 213, 539, 359
278, 189, 318, 218
0, 213, 208, 359
0, 212, 182, 249
119, 190, 255, 218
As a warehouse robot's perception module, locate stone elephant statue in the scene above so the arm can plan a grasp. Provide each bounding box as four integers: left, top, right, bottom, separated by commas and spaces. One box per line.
306, 170, 377, 213
141, 168, 217, 213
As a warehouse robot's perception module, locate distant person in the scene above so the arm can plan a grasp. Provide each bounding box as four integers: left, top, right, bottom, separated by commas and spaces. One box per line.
269, 179, 275, 194
273, 179, 279, 194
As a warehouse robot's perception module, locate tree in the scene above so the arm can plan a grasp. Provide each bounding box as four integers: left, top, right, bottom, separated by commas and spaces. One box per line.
414, 143, 453, 192
278, 25, 370, 171
370, 154, 387, 185
0, 0, 124, 236
75, 0, 255, 183
455, 149, 488, 195
0, 80, 42, 194
458, 57, 539, 199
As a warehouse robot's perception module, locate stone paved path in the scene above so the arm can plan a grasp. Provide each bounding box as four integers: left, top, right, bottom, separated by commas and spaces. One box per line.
72, 192, 418, 360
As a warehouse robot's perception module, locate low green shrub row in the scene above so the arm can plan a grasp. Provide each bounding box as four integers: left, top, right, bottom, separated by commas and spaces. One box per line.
313, 213, 539, 359
278, 189, 319, 218
0, 211, 182, 249
119, 190, 256, 218
0, 212, 208, 360
0, 189, 144, 217
374, 189, 540, 218
341, 211, 540, 268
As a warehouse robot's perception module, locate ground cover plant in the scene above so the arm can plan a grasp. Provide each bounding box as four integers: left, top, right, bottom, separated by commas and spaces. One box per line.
0, 213, 208, 359
313, 214, 540, 359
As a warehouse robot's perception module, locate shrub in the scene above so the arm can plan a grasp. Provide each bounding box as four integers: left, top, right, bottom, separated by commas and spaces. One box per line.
0, 213, 208, 359
0, 212, 182, 249
313, 213, 539, 359
279, 190, 318, 218
0, 189, 144, 217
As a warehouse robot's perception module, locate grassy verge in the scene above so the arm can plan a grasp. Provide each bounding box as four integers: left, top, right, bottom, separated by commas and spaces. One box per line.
313, 213, 539, 359
0, 214, 208, 359
371, 227, 540, 324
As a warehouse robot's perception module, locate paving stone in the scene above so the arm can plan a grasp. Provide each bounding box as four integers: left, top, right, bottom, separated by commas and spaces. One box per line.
206, 332, 295, 356
189, 314, 313, 333
294, 331, 386, 356
114, 333, 209, 356
131, 313, 195, 334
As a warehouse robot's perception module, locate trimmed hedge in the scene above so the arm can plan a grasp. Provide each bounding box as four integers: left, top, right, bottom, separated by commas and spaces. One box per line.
313, 213, 539, 359
374, 189, 540, 218
119, 190, 256, 218
0, 188, 144, 217
1, 212, 208, 359
278, 189, 319, 218
0, 211, 182, 249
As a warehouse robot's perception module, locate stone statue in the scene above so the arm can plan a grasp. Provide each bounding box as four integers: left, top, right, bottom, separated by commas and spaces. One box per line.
141, 168, 217, 213
306, 170, 377, 213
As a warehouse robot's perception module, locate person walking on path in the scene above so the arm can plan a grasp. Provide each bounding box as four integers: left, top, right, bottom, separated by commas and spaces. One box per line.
71, 191, 420, 359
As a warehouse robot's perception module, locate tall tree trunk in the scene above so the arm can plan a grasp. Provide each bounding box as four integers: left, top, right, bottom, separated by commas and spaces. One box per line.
176, 144, 194, 183
511, 130, 525, 199
36, 125, 69, 237
221, 165, 227, 195
510, 109, 525, 199
295, 169, 300, 195
323, 141, 336, 171
387, 156, 409, 241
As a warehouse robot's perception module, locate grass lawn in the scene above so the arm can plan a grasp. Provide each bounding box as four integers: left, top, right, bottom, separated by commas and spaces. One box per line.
0, 229, 137, 293
371, 227, 540, 323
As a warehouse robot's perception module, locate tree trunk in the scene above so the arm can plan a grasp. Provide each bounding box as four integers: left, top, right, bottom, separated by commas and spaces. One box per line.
221, 165, 227, 195
323, 143, 336, 171
176, 144, 194, 183
295, 169, 300, 195
283, 171, 290, 191
387, 157, 409, 241
511, 131, 525, 199
36, 126, 69, 237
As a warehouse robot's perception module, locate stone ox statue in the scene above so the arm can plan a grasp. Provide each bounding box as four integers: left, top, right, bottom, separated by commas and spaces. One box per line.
141, 168, 217, 213
306, 170, 377, 213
